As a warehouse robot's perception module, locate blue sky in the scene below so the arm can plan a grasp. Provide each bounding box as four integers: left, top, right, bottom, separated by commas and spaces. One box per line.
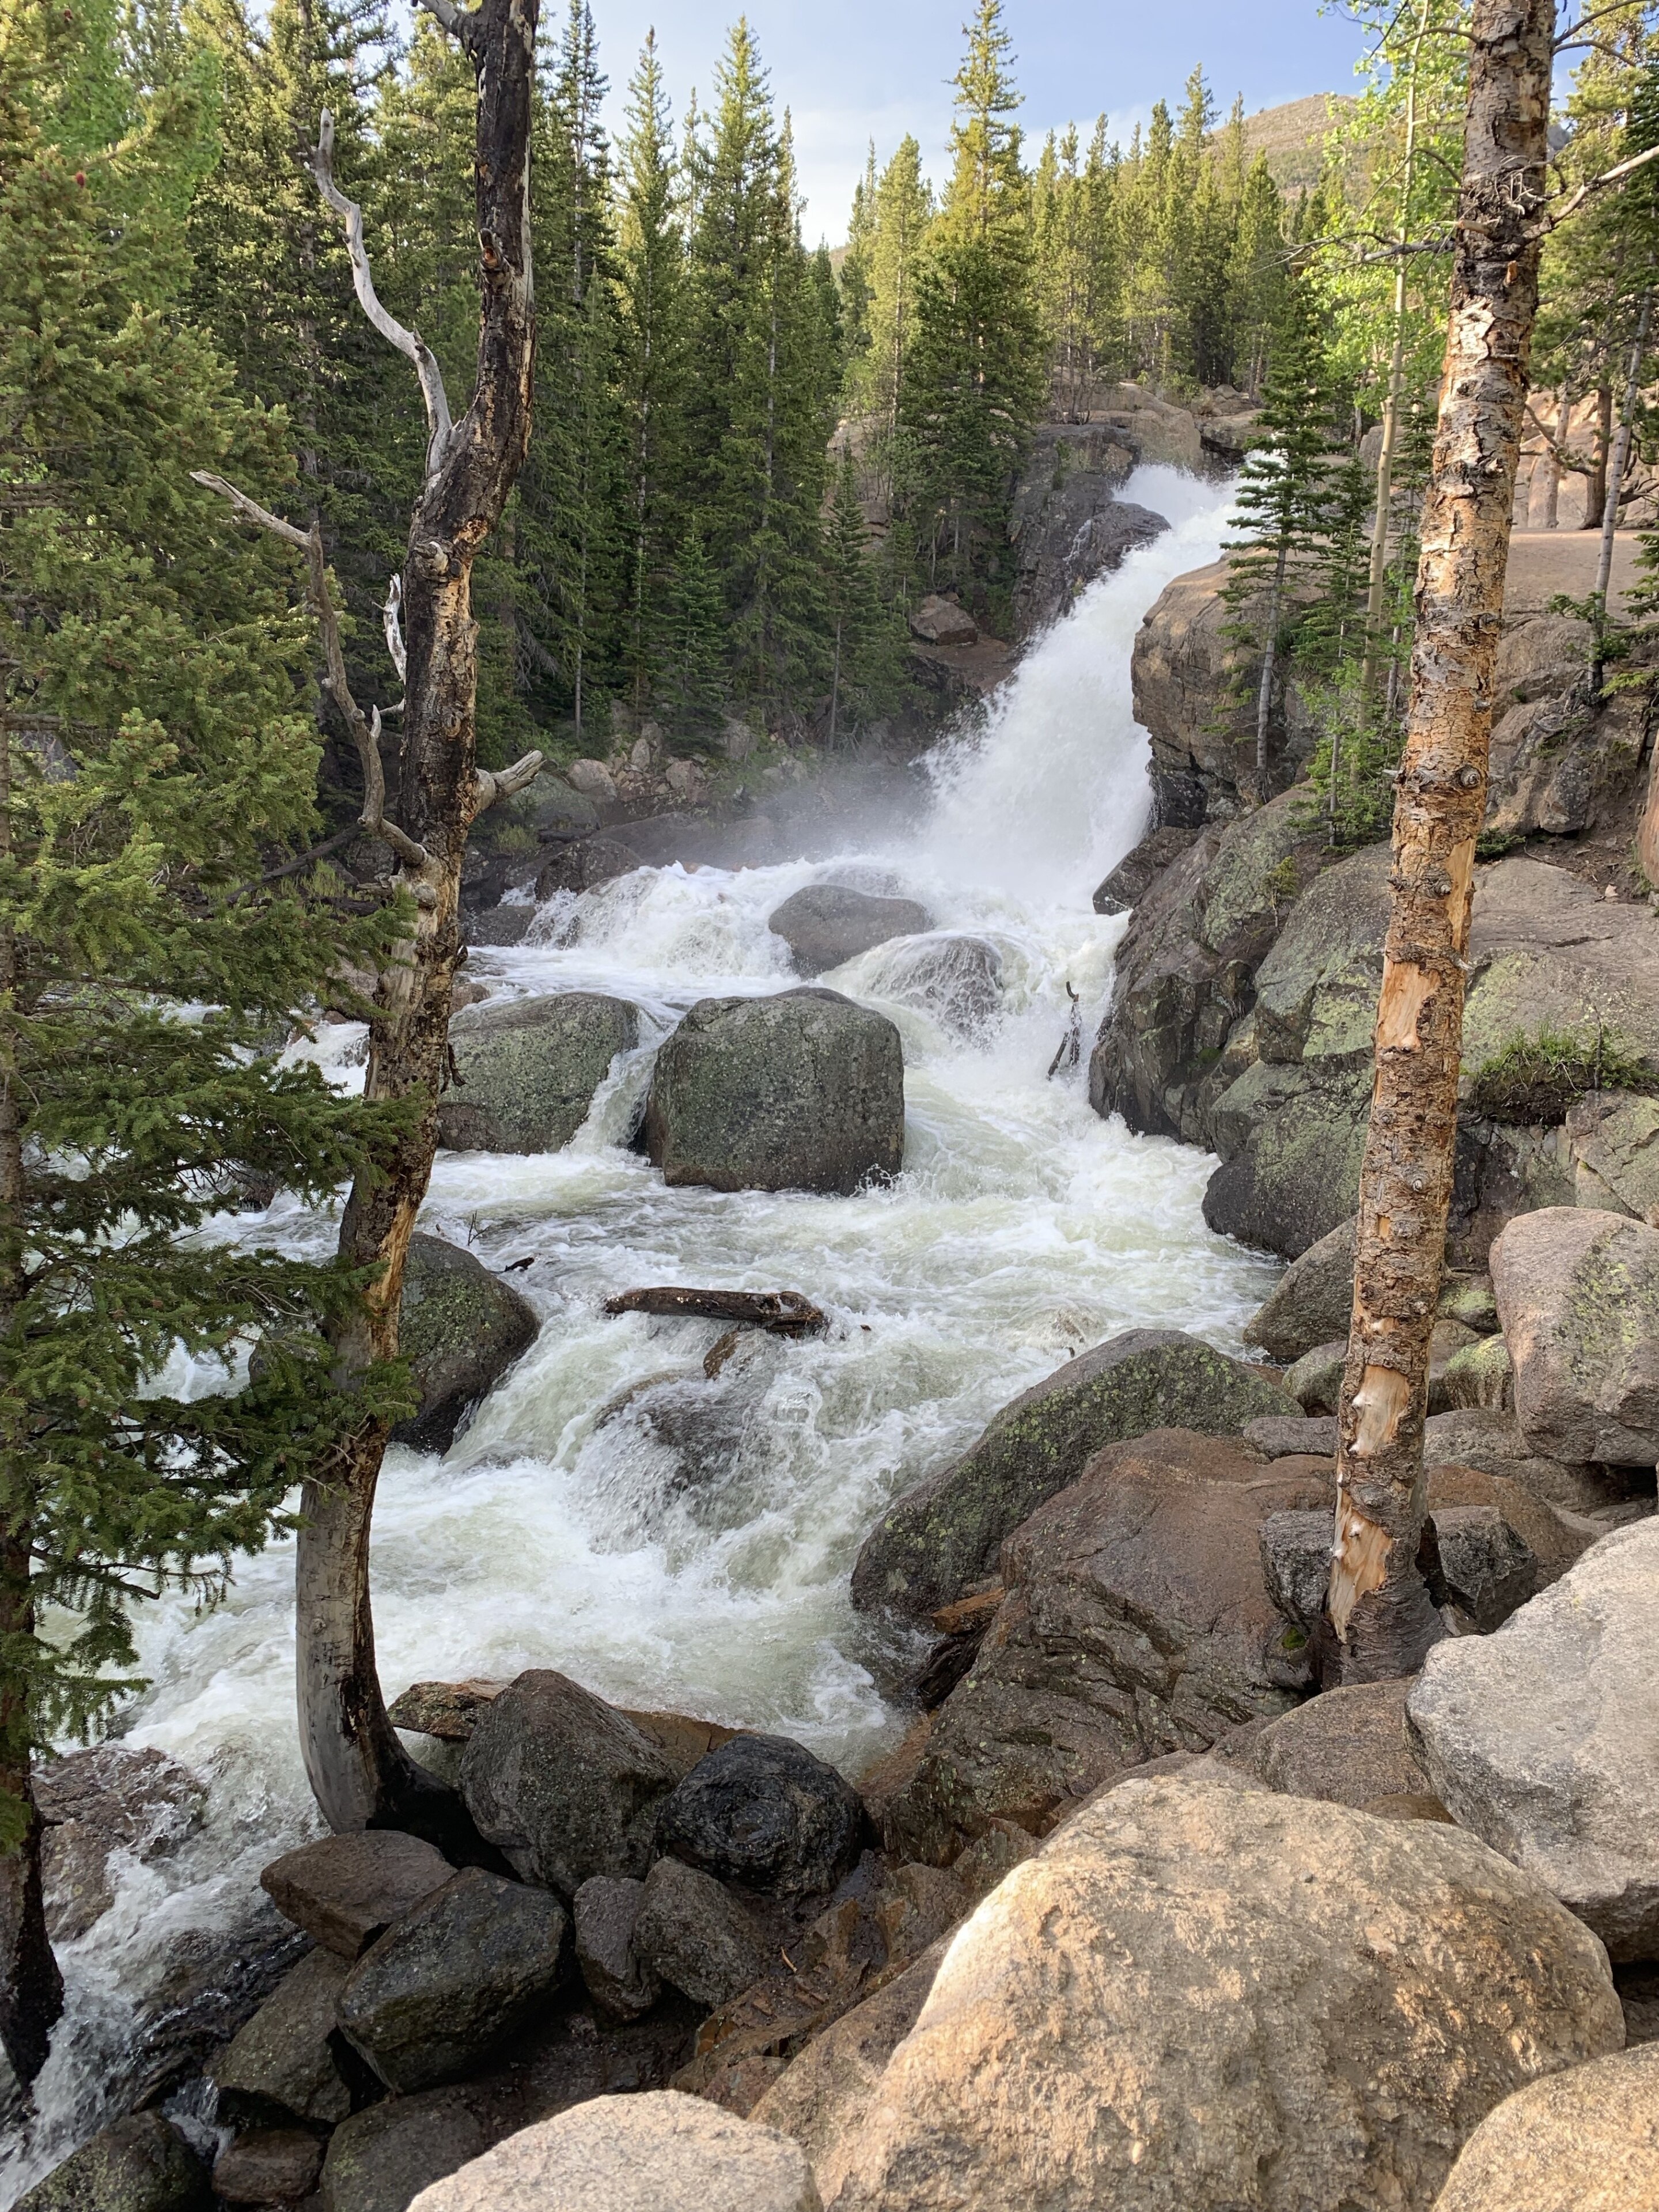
589, 1, 1372, 243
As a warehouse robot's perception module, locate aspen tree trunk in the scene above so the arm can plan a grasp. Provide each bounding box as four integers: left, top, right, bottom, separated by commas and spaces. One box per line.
1584, 377, 1613, 525
1592, 287, 1652, 689
1328, 0, 1554, 1680
299, 0, 540, 1838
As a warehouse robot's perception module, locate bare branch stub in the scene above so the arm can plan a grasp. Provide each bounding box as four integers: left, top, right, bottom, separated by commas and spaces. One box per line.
304, 110, 454, 471
383, 575, 407, 683
474, 749, 546, 817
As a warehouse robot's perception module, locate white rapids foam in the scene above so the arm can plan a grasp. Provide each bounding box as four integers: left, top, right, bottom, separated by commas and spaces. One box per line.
2, 463, 1274, 2195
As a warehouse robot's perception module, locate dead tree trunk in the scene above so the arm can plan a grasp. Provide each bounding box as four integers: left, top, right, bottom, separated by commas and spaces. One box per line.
203, 0, 541, 1842
1327, 0, 1554, 1681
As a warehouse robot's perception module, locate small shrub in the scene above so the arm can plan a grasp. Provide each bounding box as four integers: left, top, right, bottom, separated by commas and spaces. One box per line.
1466, 1024, 1659, 1126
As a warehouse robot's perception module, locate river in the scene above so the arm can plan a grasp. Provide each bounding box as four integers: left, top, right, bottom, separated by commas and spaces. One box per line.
3, 461, 1279, 2195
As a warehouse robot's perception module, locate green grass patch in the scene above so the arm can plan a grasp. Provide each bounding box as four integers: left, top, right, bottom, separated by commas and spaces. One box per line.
1467, 1024, 1659, 1126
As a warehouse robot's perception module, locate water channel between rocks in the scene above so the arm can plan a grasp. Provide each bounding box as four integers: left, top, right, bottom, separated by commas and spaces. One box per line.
5, 462, 1282, 2194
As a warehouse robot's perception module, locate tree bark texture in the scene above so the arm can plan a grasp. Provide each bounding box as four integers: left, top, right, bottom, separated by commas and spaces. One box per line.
300, 0, 540, 1841
1329, 0, 1554, 1681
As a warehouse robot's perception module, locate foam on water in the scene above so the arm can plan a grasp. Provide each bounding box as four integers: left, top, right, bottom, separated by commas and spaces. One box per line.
1, 464, 1273, 2195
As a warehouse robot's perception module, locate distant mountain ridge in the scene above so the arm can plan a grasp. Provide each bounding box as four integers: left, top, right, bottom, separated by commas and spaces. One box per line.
1236, 91, 1357, 191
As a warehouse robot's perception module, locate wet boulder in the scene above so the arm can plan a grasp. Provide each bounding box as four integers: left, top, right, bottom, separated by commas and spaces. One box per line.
211, 2127, 324, 2207
1243, 1215, 1357, 1362
766, 885, 933, 976
336, 1867, 568, 2094
863, 932, 1003, 1036
393, 1234, 539, 1453
405, 2090, 822, 2212
1090, 824, 1198, 916
883, 1431, 1336, 1863
573, 1875, 660, 2020
828, 1776, 1623, 2212
1491, 1207, 1659, 1464
643, 988, 904, 1196
1408, 1517, 1659, 1960
459, 1669, 679, 1894
438, 993, 639, 1154
851, 1330, 1297, 1625
208, 1945, 354, 2126
534, 834, 641, 896
1431, 2042, 1659, 2211
320, 2087, 493, 2212
36, 1743, 204, 1942
656, 1733, 866, 1896
16, 2113, 211, 2212
260, 1830, 454, 1959
632, 1855, 767, 2009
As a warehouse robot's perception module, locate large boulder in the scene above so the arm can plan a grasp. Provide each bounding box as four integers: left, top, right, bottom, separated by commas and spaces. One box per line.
404, 2090, 821, 2212
393, 1234, 539, 1453
643, 990, 904, 1196
533, 834, 641, 897
632, 1855, 766, 2009
16, 2115, 210, 2212
851, 1332, 1296, 1624
459, 1670, 679, 1894
1422, 1406, 1647, 1518
827, 1776, 1623, 2212
1431, 2042, 1659, 2211
36, 1744, 204, 1942
1243, 1215, 1357, 1362
656, 1734, 865, 1895
1087, 790, 1326, 1145
320, 2088, 493, 2212
1566, 1089, 1659, 1221
766, 887, 932, 976
1200, 843, 1392, 1257
213, 2128, 324, 2208
1483, 687, 1646, 845
1491, 1207, 1659, 1464
861, 933, 1003, 1037
881, 1432, 1336, 1863
1245, 1678, 1433, 1810
259, 1831, 454, 1959
336, 1867, 569, 2093
208, 1945, 354, 2125
1408, 1516, 1659, 1960
438, 993, 639, 1154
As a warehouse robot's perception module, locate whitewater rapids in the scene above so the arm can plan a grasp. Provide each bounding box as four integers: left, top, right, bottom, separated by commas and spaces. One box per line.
3, 463, 1278, 2195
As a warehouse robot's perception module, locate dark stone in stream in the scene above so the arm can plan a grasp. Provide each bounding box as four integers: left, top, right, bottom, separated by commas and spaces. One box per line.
438, 993, 640, 1154
534, 835, 643, 897
656, 1733, 867, 1896
260, 1831, 454, 1960
16, 2113, 211, 2212
336, 1868, 569, 2094
766, 884, 933, 975
207, 1946, 355, 2127
211, 2126, 324, 2206
643, 988, 904, 1196
392, 1234, 539, 1453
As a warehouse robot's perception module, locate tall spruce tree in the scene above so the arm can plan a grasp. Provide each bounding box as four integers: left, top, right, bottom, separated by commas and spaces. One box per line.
900, 0, 1042, 620
0, 0, 399, 2082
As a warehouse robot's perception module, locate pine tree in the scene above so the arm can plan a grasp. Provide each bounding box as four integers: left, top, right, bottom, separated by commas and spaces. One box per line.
823, 451, 906, 744
665, 530, 726, 735
613, 29, 688, 714
859, 134, 933, 514
900, 0, 1042, 621
0, 1, 400, 2081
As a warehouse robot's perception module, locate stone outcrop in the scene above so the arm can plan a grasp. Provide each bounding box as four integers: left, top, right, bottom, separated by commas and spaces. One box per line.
826, 1777, 1622, 2212
35, 1744, 204, 1942
851, 1332, 1296, 1624
1087, 790, 1326, 1145
404, 2091, 823, 2212
1491, 1207, 1659, 1463
1566, 1090, 1659, 1221
1009, 420, 1162, 631
459, 1670, 679, 1895
259, 1831, 454, 1959
1421, 1406, 1647, 1519
438, 993, 639, 1154
1430, 2043, 1659, 2211
656, 1733, 866, 1895
393, 1234, 539, 1453
1090, 824, 1198, 916
1408, 1517, 1659, 1960
766, 887, 933, 976
880, 1432, 1335, 1862
644, 990, 905, 1196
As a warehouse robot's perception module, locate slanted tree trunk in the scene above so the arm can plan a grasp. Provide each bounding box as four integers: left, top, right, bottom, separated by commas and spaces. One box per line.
1328, 0, 1554, 1681
204, 0, 543, 1843
1592, 288, 1653, 690
1584, 376, 1613, 527
1253, 541, 1288, 796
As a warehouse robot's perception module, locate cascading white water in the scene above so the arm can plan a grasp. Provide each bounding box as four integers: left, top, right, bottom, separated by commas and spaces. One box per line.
1, 463, 1274, 2198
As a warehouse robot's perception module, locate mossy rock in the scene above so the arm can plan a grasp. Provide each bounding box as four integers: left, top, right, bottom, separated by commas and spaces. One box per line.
438, 991, 640, 1154
16, 2115, 210, 2212
850, 1329, 1298, 1623
643, 987, 904, 1195
394, 1234, 539, 1454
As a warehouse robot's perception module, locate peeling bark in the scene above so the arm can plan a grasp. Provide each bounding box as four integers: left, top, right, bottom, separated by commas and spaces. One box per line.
1328, 0, 1554, 1683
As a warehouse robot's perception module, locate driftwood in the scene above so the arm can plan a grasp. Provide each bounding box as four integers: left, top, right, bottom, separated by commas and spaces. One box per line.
603, 1287, 827, 1337
1047, 983, 1082, 1080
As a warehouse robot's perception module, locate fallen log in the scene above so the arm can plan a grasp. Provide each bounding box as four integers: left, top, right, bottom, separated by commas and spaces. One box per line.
603, 1286, 827, 1336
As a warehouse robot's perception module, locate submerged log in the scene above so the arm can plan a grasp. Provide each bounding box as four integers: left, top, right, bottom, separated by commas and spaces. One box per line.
603, 1287, 827, 1336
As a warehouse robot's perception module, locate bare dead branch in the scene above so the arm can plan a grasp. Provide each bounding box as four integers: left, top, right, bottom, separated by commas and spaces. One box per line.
415, 0, 469, 31
191, 469, 430, 869
1534, 139, 1659, 233
248, 824, 360, 888
1522, 402, 1596, 475
473, 749, 546, 815
383, 574, 407, 683
305, 111, 454, 470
